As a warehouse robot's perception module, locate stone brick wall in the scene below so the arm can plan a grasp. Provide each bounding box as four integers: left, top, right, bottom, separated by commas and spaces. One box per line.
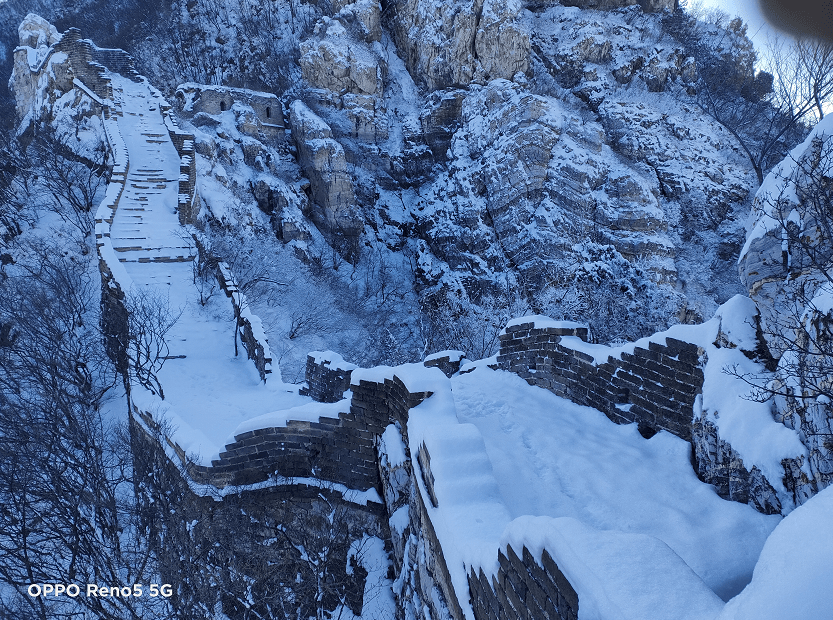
216, 262, 273, 382
378, 417, 466, 620
498, 320, 705, 441
468, 545, 579, 620
129, 407, 386, 620
164, 112, 198, 225
175, 83, 285, 141
52, 29, 142, 100
300, 351, 356, 402
423, 350, 466, 378
185, 368, 432, 493
495, 318, 793, 515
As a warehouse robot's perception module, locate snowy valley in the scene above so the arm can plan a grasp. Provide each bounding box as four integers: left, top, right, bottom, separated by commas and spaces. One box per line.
0, 1, 832, 619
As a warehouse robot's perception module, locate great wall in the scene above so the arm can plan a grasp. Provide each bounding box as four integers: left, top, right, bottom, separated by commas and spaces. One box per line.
11, 17, 817, 620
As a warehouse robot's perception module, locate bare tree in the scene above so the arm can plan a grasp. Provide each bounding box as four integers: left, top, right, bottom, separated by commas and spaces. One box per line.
730, 135, 833, 400
124, 289, 182, 400
665, 9, 830, 184
0, 129, 35, 244
31, 127, 109, 240
198, 230, 286, 357
0, 241, 174, 620
726, 133, 833, 497
793, 38, 833, 121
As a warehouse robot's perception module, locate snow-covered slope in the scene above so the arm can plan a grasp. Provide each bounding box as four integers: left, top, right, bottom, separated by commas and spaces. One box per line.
452, 364, 778, 601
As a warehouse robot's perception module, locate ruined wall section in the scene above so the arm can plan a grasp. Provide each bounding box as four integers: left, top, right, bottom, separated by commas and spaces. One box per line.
185, 355, 432, 493
498, 320, 704, 441
163, 111, 198, 225
495, 318, 789, 515
51, 27, 142, 100
300, 351, 357, 402
215, 262, 274, 383
129, 406, 386, 620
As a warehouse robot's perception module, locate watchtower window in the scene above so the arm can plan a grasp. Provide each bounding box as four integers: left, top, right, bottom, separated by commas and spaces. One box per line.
220, 100, 227, 112
266, 106, 271, 119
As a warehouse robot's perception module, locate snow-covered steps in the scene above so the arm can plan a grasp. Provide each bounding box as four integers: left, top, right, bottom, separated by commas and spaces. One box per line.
96, 72, 309, 469
109, 78, 196, 265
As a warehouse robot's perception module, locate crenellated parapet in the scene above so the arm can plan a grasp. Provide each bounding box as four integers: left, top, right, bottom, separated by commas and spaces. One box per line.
494, 310, 806, 516
497, 317, 704, 441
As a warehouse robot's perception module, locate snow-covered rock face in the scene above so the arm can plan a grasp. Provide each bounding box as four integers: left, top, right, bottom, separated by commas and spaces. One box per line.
10, 14, 70, 123
387, 0, 529, 90
410, 64, 749, 311
333, 0, 383, 43
448, 78, 671, 286
394, 4, 754, 324
560, 0, 674, 10
300, 16, 384, 96
289, 100, 361, 250
739, 116, 833, 351
738, 117, 833, 500
17, 12, 59, 49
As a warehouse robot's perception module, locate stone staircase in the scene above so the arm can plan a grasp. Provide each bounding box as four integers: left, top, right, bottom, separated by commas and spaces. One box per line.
108, 76, 195, 274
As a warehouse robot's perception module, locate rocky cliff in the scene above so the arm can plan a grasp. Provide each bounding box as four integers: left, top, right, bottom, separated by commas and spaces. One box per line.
5, 0, 765, 361
739, 115, 833, 504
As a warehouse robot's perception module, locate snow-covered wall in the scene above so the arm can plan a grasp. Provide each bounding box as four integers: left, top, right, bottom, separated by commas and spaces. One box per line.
498, 317, 705, 442
215, 261, 274, 382
299, 351, 357, 402
129, 405, 387, 619
495, 309, 805, 516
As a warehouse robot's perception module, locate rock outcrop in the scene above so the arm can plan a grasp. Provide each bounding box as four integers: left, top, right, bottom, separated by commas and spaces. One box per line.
10, 14, 63, 120
738, 115, 833, 505
414, 78, 675, 297
560, 0, 675, 11
739, 117, 833, 353
289, 100, 362, 255
333, 0, 383, 43
387, 0, 529, 91
300, 17, 384, 96
691, 419, 782, 514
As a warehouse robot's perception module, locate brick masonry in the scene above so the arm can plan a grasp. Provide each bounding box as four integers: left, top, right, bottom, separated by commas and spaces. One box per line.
423, 350, 466, 378
183, 362, 432, 493
299, 352, 356, 403
468, 545, 579, 620
215, 262, 273, 382
129, 406, 387, 619
164, 114, 198, 226
497, 321, 706, 441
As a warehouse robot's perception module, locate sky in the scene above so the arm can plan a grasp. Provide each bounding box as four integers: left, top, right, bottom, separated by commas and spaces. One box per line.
696, 0, 779, 43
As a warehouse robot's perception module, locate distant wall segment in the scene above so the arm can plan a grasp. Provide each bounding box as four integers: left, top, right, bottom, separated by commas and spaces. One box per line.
497, 318, 704, 441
